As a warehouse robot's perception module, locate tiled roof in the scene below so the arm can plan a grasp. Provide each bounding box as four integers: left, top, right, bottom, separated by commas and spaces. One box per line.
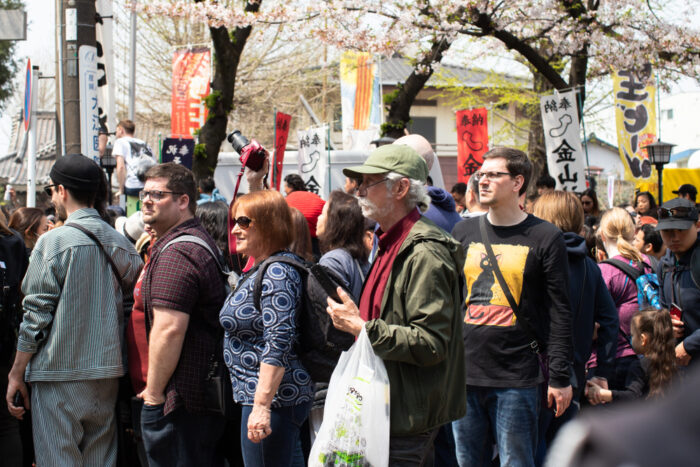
379, 56, 529, 88
0, 110, 169, 190
0, 110, 58, 188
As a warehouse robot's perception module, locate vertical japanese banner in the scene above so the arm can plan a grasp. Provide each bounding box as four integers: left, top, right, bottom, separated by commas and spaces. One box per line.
340, 51, 382, 151
297, 126, 328, 197
456, 108, 489, 183
613, 66, 657, 193
95, 0, 115, 132
79, 45, 100, 161
171, 48, 211, 138
273, 112, 292, 191
540, 90, 586, 192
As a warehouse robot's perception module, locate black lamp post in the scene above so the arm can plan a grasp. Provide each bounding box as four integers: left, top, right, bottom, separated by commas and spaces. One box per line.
100, 143, 117, 205
642, 140, 675, 205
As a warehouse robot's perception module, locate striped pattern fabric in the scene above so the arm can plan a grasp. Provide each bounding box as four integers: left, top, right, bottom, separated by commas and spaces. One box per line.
17, 208, 143, 382
31, 378, 119, 467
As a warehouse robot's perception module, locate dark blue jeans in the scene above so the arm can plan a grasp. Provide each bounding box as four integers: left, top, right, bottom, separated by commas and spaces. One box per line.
240, 402, 311, 467
453, 386, 539, 467
140, 403, 226, 467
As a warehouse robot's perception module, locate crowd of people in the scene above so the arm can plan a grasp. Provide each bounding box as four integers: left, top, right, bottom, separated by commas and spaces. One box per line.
0, 128, 698, 467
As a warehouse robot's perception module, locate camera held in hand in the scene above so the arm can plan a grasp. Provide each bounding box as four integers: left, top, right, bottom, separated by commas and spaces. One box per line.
227, 130, 267, 172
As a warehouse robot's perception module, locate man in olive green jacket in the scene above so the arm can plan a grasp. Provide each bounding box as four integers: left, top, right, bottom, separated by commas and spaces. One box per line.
328, 144, 466, 465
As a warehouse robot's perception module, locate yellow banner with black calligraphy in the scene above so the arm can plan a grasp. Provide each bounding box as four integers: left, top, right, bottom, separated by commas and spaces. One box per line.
612, 66, 658, 193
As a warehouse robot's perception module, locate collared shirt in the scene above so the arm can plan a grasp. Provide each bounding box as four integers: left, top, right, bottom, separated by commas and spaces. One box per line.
142, 218, 226, 414
359, 209, 421, 321
18, 208, 143, 381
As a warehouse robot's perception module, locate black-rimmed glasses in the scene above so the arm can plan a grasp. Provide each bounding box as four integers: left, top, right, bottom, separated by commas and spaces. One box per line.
473, 171, 512, 181
139, 190, 183, 201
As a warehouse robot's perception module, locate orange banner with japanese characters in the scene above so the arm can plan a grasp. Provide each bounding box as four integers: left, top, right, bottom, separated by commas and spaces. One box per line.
171, 48, 210, 138
456, 108, 489, 183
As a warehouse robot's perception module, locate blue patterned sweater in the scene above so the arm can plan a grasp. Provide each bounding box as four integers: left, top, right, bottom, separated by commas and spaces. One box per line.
219, 252, 313, 406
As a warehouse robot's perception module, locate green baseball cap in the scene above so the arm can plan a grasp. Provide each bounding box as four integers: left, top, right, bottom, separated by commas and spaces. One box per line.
343, 144, 429, 182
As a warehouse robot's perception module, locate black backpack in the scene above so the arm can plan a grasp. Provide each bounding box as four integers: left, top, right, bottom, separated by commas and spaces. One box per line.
253, 255, 355, 383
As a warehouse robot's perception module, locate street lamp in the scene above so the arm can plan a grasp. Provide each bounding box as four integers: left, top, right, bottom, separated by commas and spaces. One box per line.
100, 143, 117, 205
642, 139, 675, 205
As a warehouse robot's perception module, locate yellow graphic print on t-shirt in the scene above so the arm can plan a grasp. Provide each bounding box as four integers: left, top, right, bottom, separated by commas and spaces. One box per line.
464, 242, 530, 326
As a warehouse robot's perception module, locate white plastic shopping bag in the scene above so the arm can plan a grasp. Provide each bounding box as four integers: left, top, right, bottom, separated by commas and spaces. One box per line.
308, 327, 390, 467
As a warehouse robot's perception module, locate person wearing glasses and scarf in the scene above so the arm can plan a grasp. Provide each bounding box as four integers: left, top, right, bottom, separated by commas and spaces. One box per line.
220, 190, 312, 467
656, 198, 700, 368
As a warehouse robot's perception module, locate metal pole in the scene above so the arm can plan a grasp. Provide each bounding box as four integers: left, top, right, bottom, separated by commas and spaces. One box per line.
272, 108, 278, 188
657, 164, 664, 205
128, 3, 137, 120
27, 66, 39, 207
56, 0, 66, 157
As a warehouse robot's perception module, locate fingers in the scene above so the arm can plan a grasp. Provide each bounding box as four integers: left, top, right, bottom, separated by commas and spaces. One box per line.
247, 425, 271, 443
336, 287, 353, 305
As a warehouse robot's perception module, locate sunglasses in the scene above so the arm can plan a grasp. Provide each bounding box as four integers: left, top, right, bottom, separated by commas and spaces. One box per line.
233, 216, 254, 229
44, 184, 57, 196
658, 206, 697, 220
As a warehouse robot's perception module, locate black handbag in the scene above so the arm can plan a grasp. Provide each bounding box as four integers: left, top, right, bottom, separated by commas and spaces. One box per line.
203, 336, 235, 418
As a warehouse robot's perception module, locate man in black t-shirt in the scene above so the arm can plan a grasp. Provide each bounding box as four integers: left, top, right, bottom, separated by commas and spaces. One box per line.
450, 147, 573, 467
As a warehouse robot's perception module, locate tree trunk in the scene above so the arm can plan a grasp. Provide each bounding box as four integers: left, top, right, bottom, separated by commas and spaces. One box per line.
382, 37, 452, 139
192, 1, 261, 181
526, 71, 555, 190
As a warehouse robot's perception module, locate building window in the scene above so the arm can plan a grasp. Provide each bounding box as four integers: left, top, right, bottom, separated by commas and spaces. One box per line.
407, 116, 436, 145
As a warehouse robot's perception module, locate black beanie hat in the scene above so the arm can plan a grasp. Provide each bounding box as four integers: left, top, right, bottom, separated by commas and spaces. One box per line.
49, 154, 103, 192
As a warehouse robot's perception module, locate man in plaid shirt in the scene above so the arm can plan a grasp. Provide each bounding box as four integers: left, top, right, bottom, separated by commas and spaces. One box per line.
137, 163, 227, 466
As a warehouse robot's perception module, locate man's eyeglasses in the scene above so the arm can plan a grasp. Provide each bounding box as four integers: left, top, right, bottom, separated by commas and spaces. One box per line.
233, 216, 254, 229
43, 184, 57, 196
139, 190, 183, 201
474, 171, 512, 181
358, 177, 389, 192
658, 206, 697, 219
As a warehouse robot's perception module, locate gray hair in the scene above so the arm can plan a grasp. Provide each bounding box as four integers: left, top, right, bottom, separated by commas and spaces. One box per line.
386, 171, 431, 212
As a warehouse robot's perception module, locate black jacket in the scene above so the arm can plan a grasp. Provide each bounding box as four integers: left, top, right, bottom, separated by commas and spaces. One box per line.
657, 234, 700, 358
0, 229, 29, 363
564, 232, 618, 396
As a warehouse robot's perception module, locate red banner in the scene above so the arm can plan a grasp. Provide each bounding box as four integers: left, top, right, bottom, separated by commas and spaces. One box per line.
273, 112, 292, 191
456, 108, 489, 183
171, 48, 211, 138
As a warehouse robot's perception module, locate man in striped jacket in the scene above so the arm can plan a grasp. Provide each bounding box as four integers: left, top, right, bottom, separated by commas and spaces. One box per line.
5, 154, 142, 466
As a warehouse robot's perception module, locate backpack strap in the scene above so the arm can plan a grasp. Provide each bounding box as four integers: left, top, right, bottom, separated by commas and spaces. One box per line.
252, 255, 308, 312
162, 234, 229, 277
601, 258, 644, 282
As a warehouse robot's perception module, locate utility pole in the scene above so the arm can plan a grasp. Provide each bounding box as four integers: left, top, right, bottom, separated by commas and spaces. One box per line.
128, 2, 137, 120
56, 0, 96, 156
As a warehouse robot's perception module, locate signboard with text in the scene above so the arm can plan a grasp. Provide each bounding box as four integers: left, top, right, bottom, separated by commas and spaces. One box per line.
456, 108, 489, 183
79, 46, 100, 160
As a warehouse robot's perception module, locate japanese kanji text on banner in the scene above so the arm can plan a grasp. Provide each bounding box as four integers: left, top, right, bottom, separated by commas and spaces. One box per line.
172, 48, 211, 138
161, 138, 194, 169
612, 66, 657, 191
456, 108, 488, 183
540, 90, 586, 192
297, 127, 328, 198
273, 112, 292, 191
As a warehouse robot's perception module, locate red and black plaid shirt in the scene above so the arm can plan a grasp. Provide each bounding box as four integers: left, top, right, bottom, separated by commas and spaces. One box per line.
142, 218, 226, 415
